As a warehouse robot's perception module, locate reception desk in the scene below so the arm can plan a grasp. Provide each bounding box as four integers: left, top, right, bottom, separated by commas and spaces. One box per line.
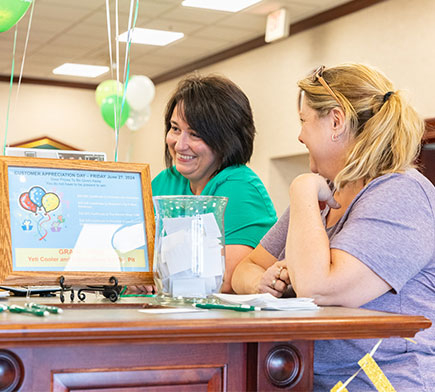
0, 295, 431, 391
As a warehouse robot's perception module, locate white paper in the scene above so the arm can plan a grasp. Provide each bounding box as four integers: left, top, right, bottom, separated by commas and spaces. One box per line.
214, 293, 318, 311
171, 277, 207, 297
201, 213, 221, 237
65, 224, 121, 271
111, 223, 145, 253
163, 214, 221, 237
138, 308, 207, 314
163, 216, 192, 235
162, 231, 192, 275
201, 245, 223, 277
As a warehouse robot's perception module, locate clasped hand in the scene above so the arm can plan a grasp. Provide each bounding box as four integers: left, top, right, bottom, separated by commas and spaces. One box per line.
256, 261, 290, 297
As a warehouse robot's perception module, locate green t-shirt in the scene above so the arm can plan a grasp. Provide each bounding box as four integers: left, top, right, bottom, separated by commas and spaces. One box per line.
152, 165, 277, 248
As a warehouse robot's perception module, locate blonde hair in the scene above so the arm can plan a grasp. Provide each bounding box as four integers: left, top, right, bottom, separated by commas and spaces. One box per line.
297, 63, 424, 190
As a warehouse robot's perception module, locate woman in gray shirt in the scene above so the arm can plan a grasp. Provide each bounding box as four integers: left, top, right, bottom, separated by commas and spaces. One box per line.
232, 63, 435, 391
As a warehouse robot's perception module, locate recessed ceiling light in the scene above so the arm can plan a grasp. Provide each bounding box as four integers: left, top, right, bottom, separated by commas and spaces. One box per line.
181, 0, 262, 13
119, 28, 184, 46
52, 63, 109, 78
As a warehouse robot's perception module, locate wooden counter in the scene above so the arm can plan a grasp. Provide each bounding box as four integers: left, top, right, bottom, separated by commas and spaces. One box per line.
0, 295, 431, 391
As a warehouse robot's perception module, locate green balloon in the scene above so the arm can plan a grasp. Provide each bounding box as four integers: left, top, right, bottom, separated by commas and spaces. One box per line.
101, 95, 130, 129
0, 0, 32, 33
95, 79, 124, 107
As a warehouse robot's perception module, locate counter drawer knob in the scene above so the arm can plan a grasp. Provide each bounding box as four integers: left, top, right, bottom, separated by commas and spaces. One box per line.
265, 345, 302, 387
0, 350, 23, 392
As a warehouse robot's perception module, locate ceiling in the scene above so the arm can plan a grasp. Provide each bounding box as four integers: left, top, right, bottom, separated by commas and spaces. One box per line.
0, 0, 352, 85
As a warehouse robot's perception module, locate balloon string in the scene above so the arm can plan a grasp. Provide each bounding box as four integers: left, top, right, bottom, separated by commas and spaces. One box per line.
105, 0, 114, 80
114, 0, 139, 162
37, 213, 45, 240
114, 0, 120, 162
38, 214, 51, 241
15, 0, 35, 105
118, 0, 139, 159
122, 0, 135, 84
3, 25, 18, 155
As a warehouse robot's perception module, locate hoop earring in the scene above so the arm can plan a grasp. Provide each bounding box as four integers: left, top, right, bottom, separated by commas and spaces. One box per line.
331, 133, 339, 142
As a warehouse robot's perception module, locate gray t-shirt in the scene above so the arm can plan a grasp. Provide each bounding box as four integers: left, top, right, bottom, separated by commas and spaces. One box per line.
261, 169, 435, 391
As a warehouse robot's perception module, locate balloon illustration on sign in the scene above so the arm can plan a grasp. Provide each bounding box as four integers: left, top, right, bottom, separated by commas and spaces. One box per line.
19, 192, 37, 213
18, 186, 61, 240
28, 186, 45, 207
42, 192, 60, 213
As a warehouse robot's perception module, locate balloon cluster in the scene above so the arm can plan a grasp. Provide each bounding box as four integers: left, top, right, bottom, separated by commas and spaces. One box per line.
19, 186, 60, 214
0, 0, 32, 33
95, 75, 154, 131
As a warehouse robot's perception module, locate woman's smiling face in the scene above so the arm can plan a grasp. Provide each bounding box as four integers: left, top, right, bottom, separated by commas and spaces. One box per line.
166, 104, 219, 194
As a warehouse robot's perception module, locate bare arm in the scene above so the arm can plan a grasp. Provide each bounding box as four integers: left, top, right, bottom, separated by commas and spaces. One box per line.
286, 174, 391, 307
220, 244, 253, 293
231, 244, 290, 297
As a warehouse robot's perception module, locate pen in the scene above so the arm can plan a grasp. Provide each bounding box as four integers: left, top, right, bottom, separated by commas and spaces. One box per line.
8, 304, 49, 317
194, 303, 261, 312
120, 294, 156, 298
25, 302, 63, 314
0, 304, 7, 312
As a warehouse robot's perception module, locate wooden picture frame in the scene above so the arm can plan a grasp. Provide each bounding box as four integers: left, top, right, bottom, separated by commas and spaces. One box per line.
0, 156, 155, 286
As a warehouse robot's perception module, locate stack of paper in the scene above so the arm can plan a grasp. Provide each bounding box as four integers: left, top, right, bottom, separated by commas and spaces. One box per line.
214, 293, 319, 311
156, 213, 224, 297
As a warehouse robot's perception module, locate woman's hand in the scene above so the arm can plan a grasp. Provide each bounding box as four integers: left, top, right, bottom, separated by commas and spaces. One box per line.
256, 261, 290, 297
290, 173, 340, 210
125, 285, 156, 294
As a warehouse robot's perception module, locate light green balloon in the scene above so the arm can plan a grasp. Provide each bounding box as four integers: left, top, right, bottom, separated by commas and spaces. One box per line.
0, 0, 32, 33
95, 80, 124, 107
101, 95, 130, 129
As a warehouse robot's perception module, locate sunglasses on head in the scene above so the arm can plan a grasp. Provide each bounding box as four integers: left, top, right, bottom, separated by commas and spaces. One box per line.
312, 65, 345, 112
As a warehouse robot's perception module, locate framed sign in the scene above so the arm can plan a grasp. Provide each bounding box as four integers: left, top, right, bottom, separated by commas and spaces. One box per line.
0, 156, 155, 286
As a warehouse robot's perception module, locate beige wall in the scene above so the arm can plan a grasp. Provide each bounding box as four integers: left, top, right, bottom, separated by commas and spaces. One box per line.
133, 0, 435, 215
2, 0, 434, 215
0, 83, 133, 162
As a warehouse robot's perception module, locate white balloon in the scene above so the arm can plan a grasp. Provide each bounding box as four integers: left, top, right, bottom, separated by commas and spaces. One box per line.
126, 106, 151, 131
126, 75, 155, 111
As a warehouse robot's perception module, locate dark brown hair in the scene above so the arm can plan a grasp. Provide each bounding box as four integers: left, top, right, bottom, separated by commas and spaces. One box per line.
164, 74, 255, 172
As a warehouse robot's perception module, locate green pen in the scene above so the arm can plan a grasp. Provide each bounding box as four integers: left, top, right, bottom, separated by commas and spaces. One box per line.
8, 304, 49, 317
194, 303, 261, 312
120, 294, 156, 298
25, 302, 63, 314
0, 304, 7, 312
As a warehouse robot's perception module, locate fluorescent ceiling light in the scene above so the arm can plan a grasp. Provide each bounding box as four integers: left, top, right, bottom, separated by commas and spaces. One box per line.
182, 0, 262, 12
119, 28, 184, 46
53, 63, 109, 78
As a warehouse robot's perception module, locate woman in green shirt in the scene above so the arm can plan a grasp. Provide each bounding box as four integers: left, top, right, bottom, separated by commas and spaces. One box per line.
152, 74, 277, 292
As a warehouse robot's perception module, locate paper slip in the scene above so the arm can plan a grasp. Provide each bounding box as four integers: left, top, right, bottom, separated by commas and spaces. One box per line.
163, 213, 221, 237
138, 308, 207, 314
214, 293, 318, 311
111, 222, 145, 253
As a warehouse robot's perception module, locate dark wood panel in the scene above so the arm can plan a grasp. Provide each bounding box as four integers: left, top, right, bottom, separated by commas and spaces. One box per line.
249, 341, 314, 391
418, 118, 435, 184
0, 295, 430, 392
8, 342, 246, 392
0, 304, 430, 345
53, 367, 223, 392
